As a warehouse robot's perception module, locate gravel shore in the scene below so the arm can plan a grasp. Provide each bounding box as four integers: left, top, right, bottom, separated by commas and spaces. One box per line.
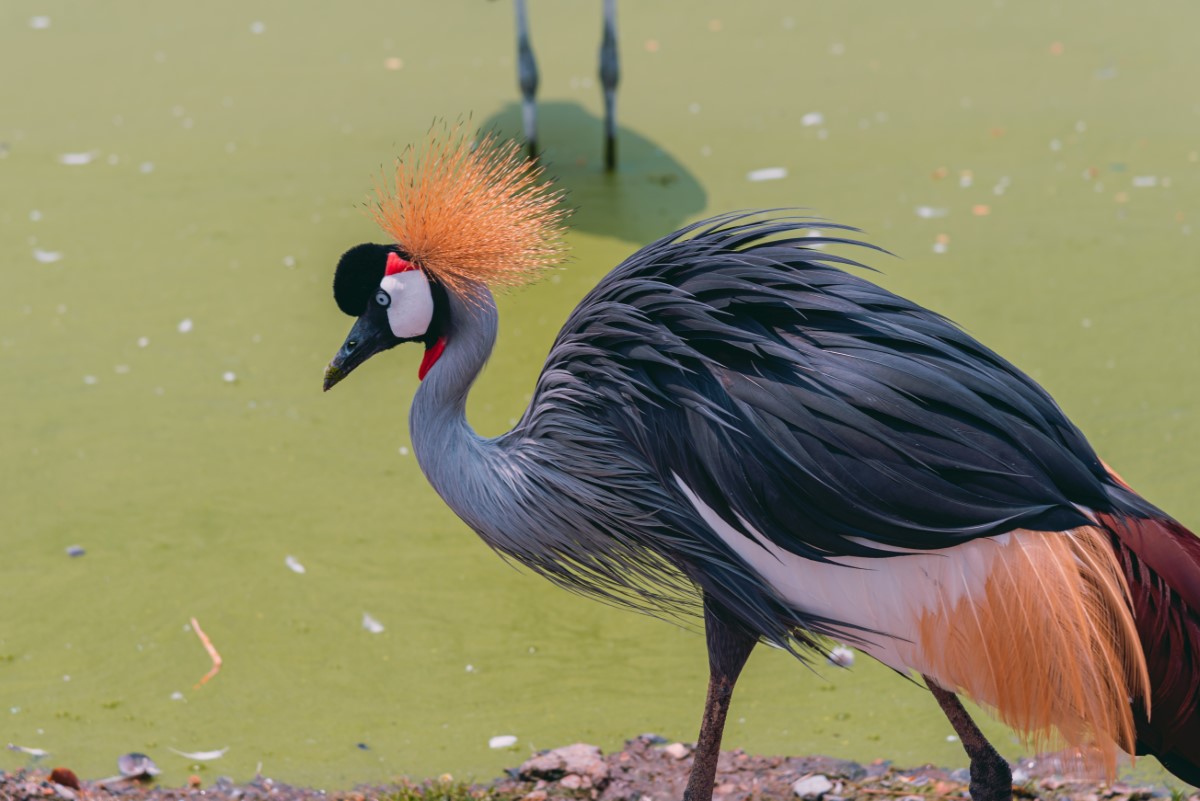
4, 736, 1195, 801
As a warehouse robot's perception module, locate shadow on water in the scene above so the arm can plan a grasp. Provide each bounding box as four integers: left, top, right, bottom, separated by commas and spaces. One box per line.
480, 101, 707, 244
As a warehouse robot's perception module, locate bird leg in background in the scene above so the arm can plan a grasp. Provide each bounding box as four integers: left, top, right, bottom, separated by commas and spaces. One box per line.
925, 676, 1013, 801
514, 0, 539, 161
683, 598, 757, 801
598, 0, 619, 171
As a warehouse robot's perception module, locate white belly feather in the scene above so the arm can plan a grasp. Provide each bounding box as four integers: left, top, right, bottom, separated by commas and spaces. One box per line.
674, 474, 1149, 772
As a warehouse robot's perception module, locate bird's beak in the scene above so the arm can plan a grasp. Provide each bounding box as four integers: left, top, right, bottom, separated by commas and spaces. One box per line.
323, 314, 400, 392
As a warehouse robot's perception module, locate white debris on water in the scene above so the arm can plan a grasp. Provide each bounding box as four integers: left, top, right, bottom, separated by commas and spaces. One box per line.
137, 336, 150, 348
801, 111, 824, 127
177, 318, 193, 333
915, 206, 948, 219
362, 612, 385, 634
284, 555, 305, 574
7, 744, 50, 758
747, 167, 787, 182
139, 161, 155, 174
29, 16, 51, 29
1132, 175, 1158, 188
249, 21, 265, 35
33, 248, 63, 263
83, 375, 98, 385
59, 152, 95, 165
168, 746, 229, 761
29, 210, 42, 222
827, 645, 855, 668
222, 371, 237, 384
170, 691, 185, 701
489, 735, 517, 749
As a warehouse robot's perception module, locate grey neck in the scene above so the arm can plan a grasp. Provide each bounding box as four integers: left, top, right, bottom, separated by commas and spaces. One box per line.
409, 286, 509, 535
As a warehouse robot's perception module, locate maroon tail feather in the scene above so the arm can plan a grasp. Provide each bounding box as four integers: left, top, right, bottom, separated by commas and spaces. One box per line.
1098, 510, 1200, 787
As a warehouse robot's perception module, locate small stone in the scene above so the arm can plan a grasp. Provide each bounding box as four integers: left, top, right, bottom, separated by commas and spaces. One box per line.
559, 774, 586, 790
792, 774, 834, 799
117, 752, 160, 778
521, 792, 547, 801
520, 743, 608, 785
48, 768, 80, 790
663, 742, 690, 760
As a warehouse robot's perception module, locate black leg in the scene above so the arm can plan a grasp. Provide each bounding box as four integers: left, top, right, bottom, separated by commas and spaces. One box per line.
683, 595, 757, 801
925, 676, 1013, 801
514, 0, 539, 161
598, 0, 619, 171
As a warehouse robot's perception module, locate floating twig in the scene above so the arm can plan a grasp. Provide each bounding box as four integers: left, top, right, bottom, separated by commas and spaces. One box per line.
190, 617, 222, 688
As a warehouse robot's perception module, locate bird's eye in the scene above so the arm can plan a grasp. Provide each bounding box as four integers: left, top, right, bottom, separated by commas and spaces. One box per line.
375, 290, 390, 307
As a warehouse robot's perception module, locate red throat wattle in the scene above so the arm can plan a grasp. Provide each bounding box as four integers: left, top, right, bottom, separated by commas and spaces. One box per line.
419, 336, 447, 380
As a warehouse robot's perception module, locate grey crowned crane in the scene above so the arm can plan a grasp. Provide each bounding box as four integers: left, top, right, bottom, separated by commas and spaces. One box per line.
323, 131, 1200, 801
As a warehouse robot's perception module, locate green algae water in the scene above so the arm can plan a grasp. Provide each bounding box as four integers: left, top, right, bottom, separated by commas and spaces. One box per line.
3, 0, 1199, 789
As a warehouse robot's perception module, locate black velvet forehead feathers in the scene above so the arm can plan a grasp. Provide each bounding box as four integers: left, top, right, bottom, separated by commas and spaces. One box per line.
333, 243, 396, 316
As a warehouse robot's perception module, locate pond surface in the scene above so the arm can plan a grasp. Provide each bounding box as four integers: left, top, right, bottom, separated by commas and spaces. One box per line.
2, 0, 1198, 789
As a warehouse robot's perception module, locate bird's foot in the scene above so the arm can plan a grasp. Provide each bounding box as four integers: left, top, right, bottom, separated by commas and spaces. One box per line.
968, 753, 1013, 801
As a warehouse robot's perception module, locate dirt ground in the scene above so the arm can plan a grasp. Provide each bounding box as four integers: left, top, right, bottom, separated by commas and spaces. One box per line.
4, 736, 1196, 801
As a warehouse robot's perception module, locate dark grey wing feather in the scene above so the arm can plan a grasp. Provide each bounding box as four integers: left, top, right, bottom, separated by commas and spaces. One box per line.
526, 213, 1145, 568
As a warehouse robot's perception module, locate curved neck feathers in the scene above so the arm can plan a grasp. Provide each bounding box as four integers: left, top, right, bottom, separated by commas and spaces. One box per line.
409, 286, 512, 536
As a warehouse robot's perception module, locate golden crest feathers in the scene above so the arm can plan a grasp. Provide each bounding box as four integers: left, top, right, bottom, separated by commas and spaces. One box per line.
370, 125, 570, 299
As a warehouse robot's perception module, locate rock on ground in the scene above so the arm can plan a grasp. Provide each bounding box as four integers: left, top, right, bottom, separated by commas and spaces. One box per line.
2, 737, 1195, 801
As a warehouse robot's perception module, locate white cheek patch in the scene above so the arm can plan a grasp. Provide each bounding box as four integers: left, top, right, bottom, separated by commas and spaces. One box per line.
380, 271, 434, 339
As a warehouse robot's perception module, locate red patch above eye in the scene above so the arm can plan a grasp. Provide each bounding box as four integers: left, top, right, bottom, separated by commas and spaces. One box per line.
385, 252, 416, 275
